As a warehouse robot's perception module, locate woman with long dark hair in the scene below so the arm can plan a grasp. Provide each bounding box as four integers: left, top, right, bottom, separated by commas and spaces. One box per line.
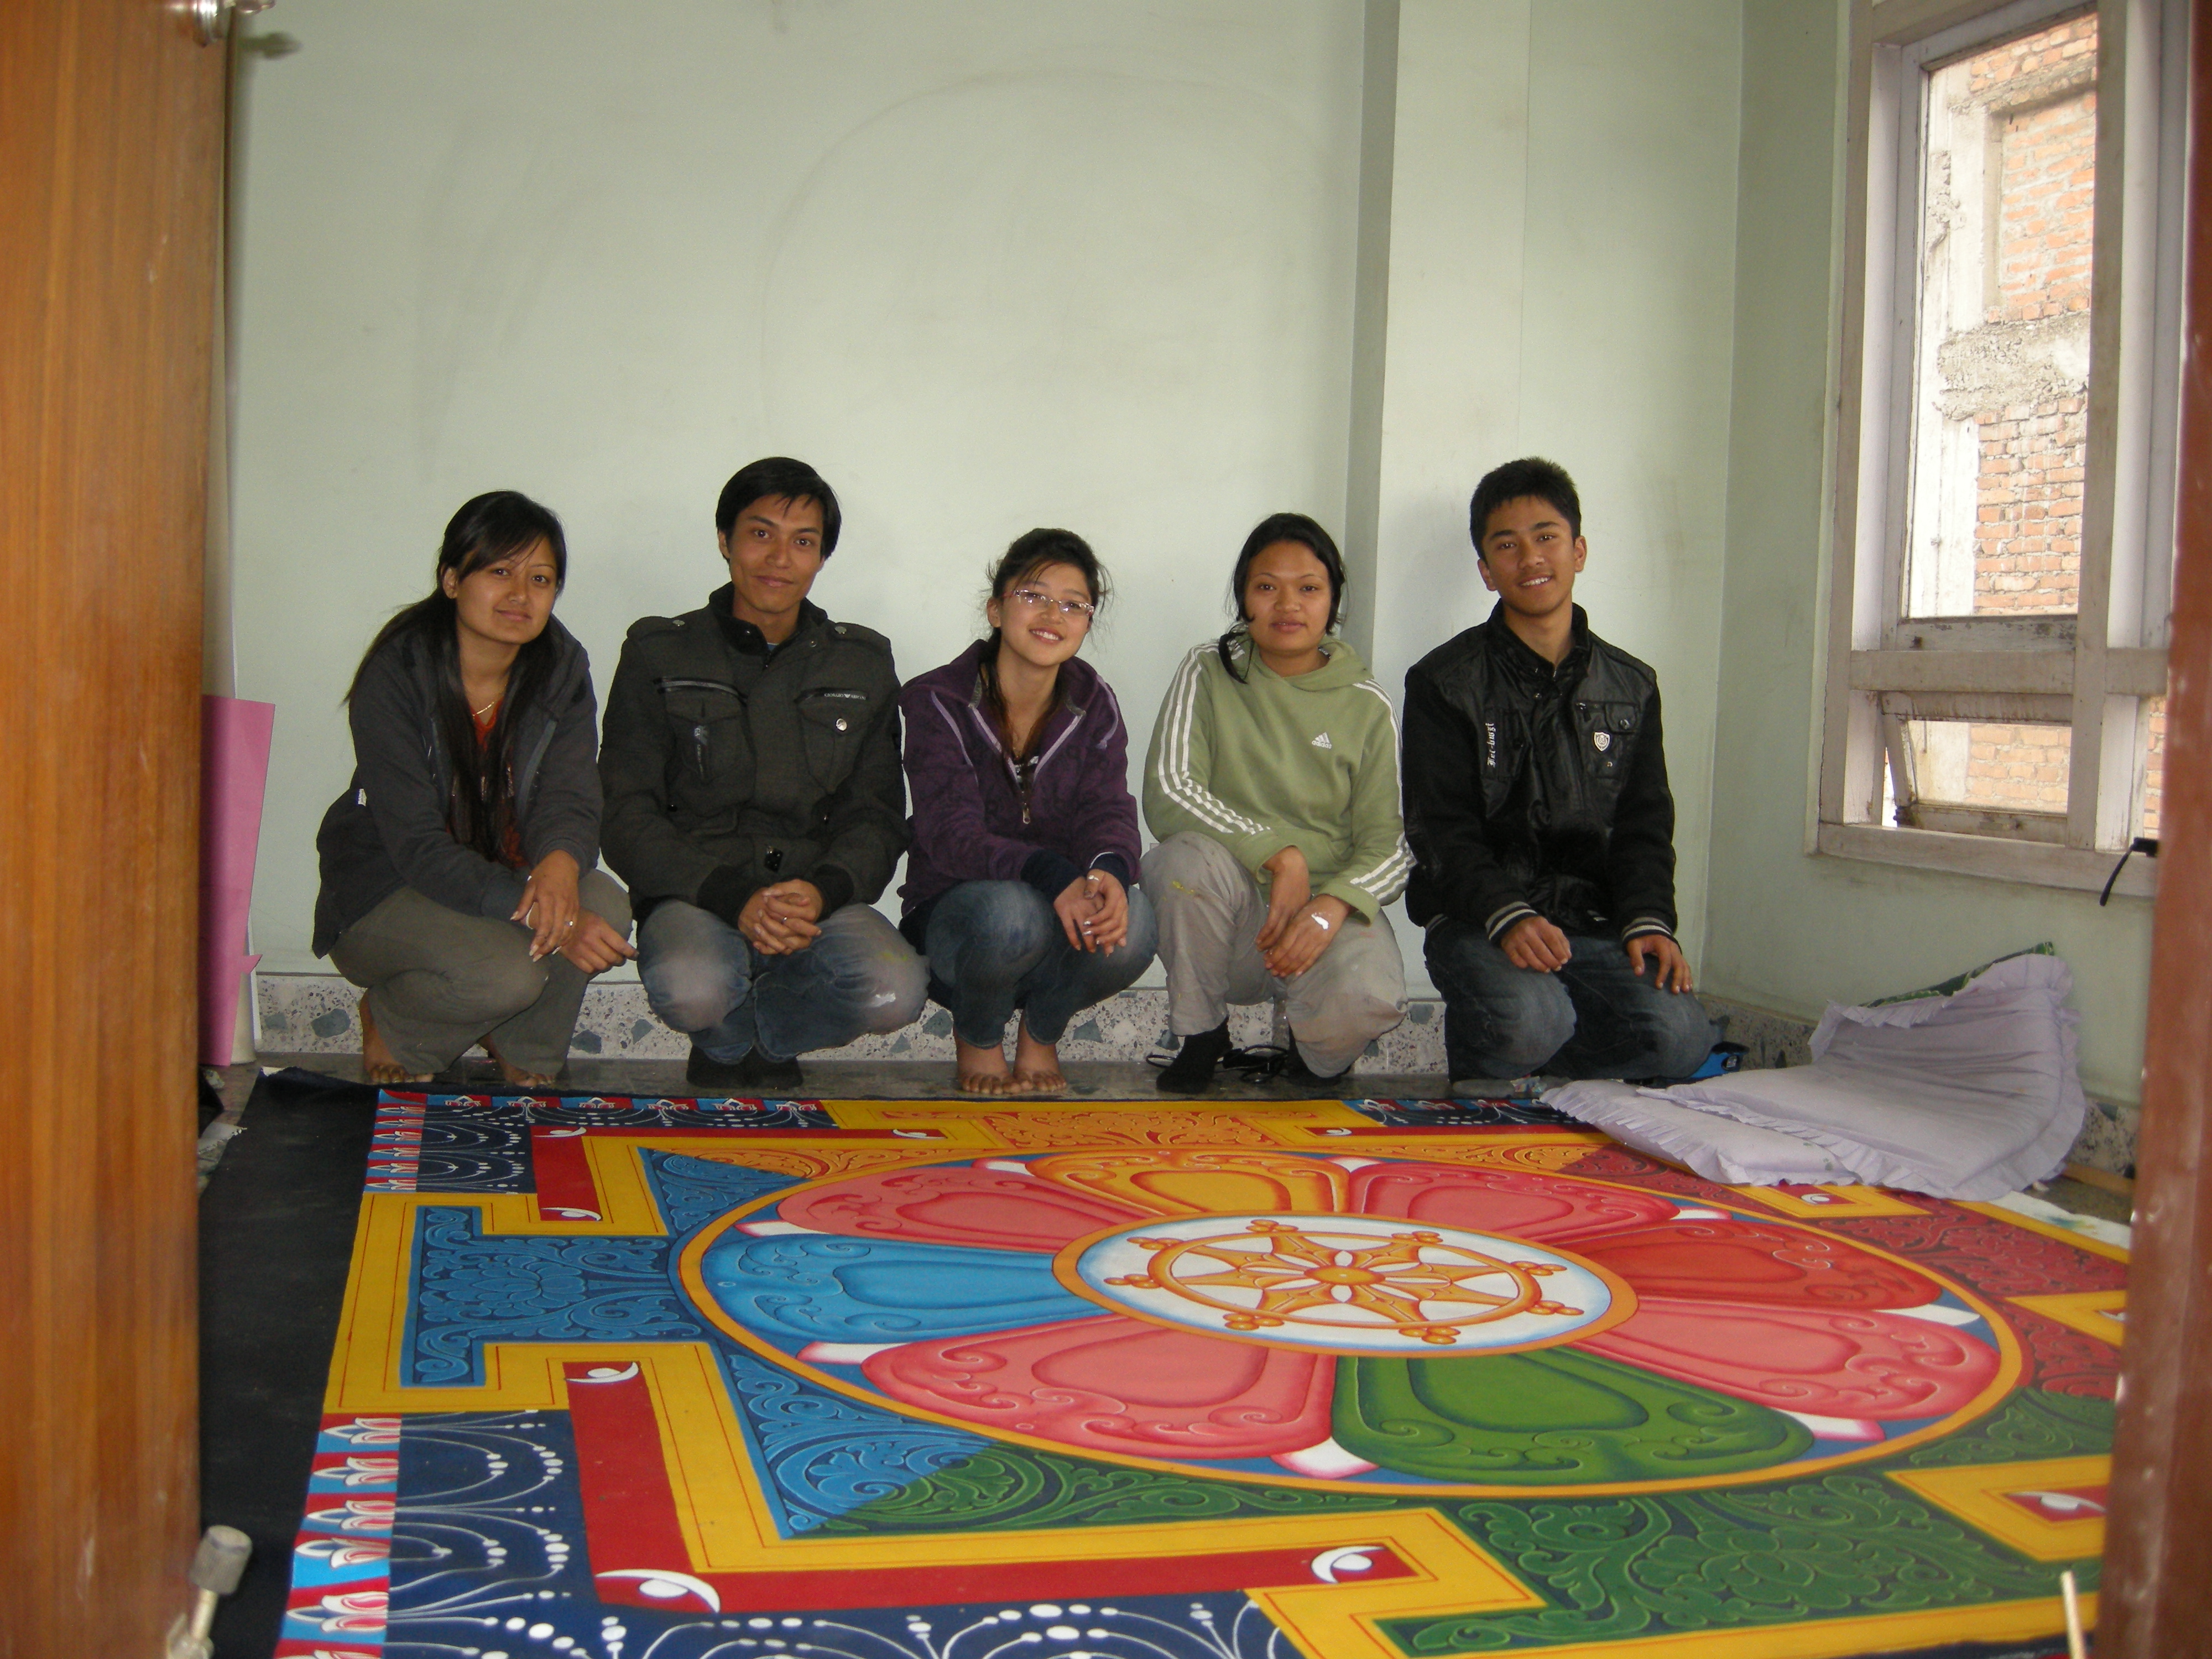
1140, 512, 1409, 1094
899, 529, 1155, 1094
314, 491, 633, 1086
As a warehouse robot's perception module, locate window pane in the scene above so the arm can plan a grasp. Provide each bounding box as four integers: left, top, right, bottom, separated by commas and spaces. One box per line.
1905, 12, 2098, 620
1905, 719, 2072, 811
2140, 693, 2165, 836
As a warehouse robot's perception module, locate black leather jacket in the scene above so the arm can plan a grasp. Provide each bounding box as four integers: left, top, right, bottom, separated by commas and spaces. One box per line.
1402, 603, 1677, 945
598, 589, 905, 925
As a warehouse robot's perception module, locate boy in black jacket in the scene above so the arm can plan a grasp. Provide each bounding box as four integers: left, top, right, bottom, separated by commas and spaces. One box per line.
599, 457, 927, 1092
1402, 457, 1716, 1091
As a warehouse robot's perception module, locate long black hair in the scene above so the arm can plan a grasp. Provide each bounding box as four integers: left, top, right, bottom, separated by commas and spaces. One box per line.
977, 526, 1108, 759
347, 491, 569, 862
1215, 511, 1346, 681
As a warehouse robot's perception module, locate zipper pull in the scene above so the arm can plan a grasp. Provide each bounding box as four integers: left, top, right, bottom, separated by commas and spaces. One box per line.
693, 723, 709, 778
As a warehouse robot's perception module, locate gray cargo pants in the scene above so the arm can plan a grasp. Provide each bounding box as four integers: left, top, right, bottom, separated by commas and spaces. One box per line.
1141, 831, 1406, 1079
328, 870, 632, 1074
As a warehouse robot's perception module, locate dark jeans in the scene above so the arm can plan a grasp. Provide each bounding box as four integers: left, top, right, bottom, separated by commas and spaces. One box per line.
1425, 917, 1718, 1082
922, 880, 1158, 1048
637, 900, 927, 1062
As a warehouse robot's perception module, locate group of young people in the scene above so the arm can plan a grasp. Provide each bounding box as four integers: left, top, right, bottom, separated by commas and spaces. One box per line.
315, 454, 1719, 1098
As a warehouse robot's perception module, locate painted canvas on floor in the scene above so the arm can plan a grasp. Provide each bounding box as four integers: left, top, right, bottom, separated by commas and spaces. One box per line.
279, 1093, 2122, 1659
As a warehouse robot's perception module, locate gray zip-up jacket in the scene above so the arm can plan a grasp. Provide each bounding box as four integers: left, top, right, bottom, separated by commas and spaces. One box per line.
597, 589, 905, 925
312, 618, 603, 956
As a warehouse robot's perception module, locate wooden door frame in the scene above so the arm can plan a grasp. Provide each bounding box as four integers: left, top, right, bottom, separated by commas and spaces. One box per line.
2099, 0, 2212, 1650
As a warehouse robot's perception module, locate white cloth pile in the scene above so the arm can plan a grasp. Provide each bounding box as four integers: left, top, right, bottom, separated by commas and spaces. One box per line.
1546, 950, 2089, 1200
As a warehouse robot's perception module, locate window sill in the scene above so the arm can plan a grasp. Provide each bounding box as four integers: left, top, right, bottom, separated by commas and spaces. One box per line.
1815, 822, 2157, 900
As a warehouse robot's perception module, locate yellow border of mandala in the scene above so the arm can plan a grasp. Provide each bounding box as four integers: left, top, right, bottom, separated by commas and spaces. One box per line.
325, 1102, 2117, 1658
2010, 1289, 2127, 1345
1888, 1455, 2110, 1561
1958, 1199, 2131, 1262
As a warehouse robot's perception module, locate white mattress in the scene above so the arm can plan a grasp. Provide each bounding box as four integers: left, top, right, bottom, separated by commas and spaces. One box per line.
1546, 951, 2089, 1201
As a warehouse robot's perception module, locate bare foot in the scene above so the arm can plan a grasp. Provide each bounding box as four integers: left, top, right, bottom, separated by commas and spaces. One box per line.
1007, 1024, 1067, 1095
955, 1034, 1014, 1095
482, 1035, 558, 1090
359, 994, 432, 1086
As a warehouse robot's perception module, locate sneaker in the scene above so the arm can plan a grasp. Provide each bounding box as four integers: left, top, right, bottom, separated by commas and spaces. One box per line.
1154, 1021, 1233, 1094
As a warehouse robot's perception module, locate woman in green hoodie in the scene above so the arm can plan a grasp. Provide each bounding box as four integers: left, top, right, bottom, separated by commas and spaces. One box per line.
1141, 512, 1410, 1093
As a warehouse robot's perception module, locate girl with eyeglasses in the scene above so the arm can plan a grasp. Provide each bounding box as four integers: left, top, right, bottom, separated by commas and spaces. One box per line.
315, 491, 634, 1087
1140, 512, 1410, 1094
897, 529, 1156, 1094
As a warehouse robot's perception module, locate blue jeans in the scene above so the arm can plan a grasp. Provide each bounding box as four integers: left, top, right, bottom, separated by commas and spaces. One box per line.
637, 900, 927, 1062
1425, 917, 1718, 1082
923, 880, 1158, 1048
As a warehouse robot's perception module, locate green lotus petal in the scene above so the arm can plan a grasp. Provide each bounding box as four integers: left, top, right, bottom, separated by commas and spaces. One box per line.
1334, 1348, 1814, 1485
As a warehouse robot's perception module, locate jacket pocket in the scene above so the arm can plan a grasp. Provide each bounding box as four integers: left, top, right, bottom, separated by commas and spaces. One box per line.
660, 682, 753, 812
797, 687, 871, 789
1572, 700, 1640, 783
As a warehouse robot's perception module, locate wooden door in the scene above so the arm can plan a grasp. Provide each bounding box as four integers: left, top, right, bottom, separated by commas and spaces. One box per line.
2101, 0, 2212, 1650
0, 2, 225, 1652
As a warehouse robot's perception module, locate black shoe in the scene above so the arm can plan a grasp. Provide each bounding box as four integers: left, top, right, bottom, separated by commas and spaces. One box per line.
686, 1044, 806, 1094
743, 1048, 805, 1094
1279, 1033, 1348, 1094
1155, 1021, 1233, 1094
686, 1044, 750, 1090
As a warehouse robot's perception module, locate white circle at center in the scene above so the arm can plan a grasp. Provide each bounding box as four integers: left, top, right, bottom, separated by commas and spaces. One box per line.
1070, 1212, 1616, 1354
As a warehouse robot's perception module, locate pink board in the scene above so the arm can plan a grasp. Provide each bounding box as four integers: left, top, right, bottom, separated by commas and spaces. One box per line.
200, 694, 275, 1064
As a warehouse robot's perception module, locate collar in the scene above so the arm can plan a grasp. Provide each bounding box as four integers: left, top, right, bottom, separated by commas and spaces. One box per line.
1483, 601, 1590, 684
709, 585, 825, 658
959, 637, 1090, 759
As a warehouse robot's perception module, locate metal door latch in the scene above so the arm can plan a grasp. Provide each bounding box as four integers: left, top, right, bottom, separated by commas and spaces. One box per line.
178, 0, 273, 46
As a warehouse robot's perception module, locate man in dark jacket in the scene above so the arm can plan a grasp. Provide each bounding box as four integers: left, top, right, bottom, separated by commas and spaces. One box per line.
1402, 457, 1716, 1090
599, 457, 927, 1090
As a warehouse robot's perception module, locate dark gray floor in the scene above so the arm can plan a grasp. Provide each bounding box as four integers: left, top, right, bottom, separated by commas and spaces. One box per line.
254, 1050, 1454, 1102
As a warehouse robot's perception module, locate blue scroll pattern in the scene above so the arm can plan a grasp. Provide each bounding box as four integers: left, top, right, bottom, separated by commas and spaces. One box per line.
715, 1344, 992, 1535
644, 1149, 796, 1238
406, 1207, 708, 1386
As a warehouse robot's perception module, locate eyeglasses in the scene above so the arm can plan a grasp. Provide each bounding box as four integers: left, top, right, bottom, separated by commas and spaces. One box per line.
1007, 588, 1097, 620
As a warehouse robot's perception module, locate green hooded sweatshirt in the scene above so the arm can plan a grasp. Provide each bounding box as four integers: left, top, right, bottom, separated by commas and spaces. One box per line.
1142, 634, 1411, 920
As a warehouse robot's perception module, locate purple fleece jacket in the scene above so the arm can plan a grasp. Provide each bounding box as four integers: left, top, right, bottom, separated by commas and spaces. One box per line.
897, 639, 1142, 924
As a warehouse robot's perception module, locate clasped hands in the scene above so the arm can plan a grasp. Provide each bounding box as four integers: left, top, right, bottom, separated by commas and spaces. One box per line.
513, 849, 637, 973
1053, 868, 1130, 953
738, 879, 826, 955
1258, 846, 1350, 978
1500, 914, 1694, 992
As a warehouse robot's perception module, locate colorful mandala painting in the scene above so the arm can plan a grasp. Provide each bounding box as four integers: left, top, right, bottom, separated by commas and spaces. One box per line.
280, 1093, 2124, 1659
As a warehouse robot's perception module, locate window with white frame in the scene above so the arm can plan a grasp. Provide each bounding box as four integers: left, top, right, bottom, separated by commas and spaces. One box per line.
1821, 0, 2190, 896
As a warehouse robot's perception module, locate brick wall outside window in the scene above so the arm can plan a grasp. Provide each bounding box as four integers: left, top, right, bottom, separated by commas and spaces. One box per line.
1970, 14, 2096, 620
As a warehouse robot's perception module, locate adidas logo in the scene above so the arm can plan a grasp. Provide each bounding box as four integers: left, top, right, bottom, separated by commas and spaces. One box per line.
1311, 732, 1334, 750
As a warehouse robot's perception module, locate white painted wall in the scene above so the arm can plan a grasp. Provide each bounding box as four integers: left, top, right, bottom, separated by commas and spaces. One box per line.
232, 1, 1366, 976
1364, 0, 1744, 969
230, 1, 1746, 1012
